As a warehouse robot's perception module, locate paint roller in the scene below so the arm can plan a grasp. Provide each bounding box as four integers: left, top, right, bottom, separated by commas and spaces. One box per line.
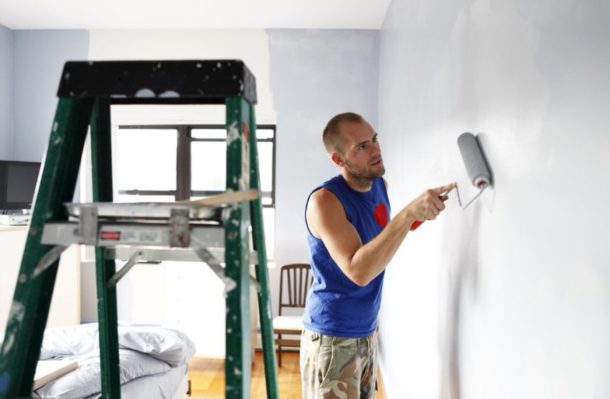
457, 132, 492, 190
410, 132, 492, 230
455, 132, 492, 208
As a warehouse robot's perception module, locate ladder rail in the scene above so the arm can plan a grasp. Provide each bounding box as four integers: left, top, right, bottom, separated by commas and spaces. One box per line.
248, 107, 280, 398
90, 97, 122, 399
0, 97, 93, 398
223, 96, 253, 398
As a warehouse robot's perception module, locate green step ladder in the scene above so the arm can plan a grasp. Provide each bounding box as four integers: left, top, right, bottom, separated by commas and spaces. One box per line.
0, 60, 279, 399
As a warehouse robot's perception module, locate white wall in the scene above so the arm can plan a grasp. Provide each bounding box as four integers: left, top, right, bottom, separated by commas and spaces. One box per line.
12, 30, 88, 161
0, 227, 81, 331
377, 0, 610, 398
0, 24, 13, 160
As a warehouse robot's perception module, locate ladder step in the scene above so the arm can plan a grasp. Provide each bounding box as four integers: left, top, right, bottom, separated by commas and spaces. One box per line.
42, 222, 226, 247
64, 189, 258, 220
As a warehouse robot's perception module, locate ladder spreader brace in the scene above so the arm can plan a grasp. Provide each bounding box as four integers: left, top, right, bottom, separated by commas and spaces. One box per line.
0, 60, 279, 399
34, 192, 261, 293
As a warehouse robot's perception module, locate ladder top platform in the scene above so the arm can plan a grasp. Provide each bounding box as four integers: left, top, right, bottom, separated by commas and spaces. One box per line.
57, 60, 257, 105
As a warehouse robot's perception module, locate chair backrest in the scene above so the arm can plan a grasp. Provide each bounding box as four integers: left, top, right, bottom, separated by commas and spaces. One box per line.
278, 263, 313, 316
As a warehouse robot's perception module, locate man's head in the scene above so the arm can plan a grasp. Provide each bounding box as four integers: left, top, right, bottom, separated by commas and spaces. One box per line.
322, 112, 385, 185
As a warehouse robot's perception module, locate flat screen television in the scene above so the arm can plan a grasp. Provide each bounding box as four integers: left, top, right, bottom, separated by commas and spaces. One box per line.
0, 160, 41, 211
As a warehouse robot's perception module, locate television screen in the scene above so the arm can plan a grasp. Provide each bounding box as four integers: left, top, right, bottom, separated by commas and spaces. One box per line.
0, 160, 41, 210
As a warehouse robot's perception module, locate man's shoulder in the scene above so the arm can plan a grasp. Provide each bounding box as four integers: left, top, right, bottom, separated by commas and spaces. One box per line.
309, 187, 341, 208
308, 175, 342, 201
306, 186, 348, 239
317, 174, 342, 190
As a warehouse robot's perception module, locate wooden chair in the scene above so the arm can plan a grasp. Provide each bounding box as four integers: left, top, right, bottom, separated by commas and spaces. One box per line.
273, 263, 313, 367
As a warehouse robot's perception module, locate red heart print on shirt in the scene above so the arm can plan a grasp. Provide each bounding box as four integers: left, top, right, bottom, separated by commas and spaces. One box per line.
374, 203, 388, 228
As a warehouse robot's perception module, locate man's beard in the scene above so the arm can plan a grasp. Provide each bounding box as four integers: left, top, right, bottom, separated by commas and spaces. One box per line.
344, 159, 385, 184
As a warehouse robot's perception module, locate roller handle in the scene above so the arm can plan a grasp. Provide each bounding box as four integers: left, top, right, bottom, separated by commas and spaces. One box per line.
410, 220, 424, 230
409, 192, 451, 231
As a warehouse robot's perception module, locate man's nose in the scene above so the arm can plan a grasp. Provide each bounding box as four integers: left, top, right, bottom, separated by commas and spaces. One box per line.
369, 141, 381, 155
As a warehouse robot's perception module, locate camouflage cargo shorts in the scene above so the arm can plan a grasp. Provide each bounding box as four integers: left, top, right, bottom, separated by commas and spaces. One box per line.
300, 329, 378, 399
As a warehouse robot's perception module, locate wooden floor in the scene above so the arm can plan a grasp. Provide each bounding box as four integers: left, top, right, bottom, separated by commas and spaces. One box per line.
188, 351, 386, 398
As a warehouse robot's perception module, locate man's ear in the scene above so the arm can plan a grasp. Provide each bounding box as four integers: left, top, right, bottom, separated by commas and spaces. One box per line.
330, 151, 344, 167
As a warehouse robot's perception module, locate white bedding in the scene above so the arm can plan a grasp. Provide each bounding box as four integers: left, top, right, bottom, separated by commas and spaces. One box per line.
32, 324, 195, 399
35, 348, 171, 398
112, 363, 188, 399
40, 323, 195, 367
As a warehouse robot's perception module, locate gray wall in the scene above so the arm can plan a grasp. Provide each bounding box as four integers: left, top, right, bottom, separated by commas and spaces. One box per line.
377, 0, 610, 398
0, 25, 13, 160
267, 30, 379, 298
13, 30, 88, 161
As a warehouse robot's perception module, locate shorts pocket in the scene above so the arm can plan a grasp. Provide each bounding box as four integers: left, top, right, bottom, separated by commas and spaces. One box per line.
317, 338, 335, 382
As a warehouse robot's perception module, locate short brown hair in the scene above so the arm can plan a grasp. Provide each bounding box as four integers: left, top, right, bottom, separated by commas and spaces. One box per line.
322, 112, 364, 153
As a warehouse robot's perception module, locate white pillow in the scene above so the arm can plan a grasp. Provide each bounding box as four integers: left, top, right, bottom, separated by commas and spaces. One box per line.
40, 324, 196, 367
39, 324, 98, 360
118, 326, 196, 367
35, 349, 171, 399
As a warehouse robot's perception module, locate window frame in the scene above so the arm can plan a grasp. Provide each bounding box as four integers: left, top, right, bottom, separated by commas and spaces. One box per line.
115, 123, 276, 208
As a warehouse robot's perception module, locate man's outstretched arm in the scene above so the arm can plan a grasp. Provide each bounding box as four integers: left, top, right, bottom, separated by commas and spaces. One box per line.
306, 183, 455, 286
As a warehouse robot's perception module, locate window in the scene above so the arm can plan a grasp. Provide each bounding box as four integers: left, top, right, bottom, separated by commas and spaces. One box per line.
113, 124, 276, 259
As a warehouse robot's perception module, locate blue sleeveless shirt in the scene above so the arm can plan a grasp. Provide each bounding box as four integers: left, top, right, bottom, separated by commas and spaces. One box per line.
303, 175, 391, 337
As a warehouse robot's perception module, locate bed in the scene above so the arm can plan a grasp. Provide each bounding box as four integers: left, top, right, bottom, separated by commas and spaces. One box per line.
2, 323, 195, 399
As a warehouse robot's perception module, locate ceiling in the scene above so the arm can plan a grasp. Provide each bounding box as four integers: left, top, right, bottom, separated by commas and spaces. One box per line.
0, 0, 392, 30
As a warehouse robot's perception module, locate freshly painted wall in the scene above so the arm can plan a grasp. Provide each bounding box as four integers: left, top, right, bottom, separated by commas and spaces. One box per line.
377, 0, 610, 398
0, 24, 13, 160
12, 30, 89, 161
